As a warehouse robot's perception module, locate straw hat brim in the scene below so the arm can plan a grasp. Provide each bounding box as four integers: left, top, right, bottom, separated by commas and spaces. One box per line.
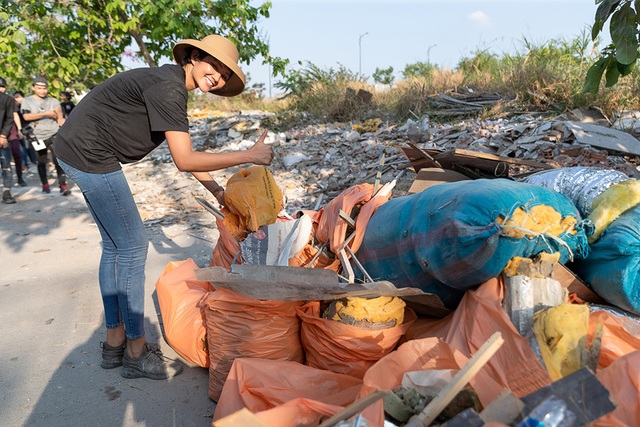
173, 38, 246, 97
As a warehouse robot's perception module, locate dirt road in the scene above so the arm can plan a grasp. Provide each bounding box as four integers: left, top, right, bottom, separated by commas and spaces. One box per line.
0, 172, 219, 426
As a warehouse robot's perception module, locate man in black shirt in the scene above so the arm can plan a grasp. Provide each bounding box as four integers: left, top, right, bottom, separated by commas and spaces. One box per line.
0, 78, 16, 204
60, 91, 75, 118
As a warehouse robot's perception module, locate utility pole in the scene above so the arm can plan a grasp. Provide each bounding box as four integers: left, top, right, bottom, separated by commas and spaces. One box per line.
358, 32, 369, 77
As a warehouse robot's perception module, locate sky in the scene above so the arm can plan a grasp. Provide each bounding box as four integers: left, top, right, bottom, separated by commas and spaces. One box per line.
237, 0, 604, 96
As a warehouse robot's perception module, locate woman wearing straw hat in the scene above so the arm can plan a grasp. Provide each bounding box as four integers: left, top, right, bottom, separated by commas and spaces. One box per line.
53, 35, 273, 380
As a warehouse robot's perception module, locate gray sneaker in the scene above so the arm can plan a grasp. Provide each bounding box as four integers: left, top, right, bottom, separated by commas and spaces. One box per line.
100, 341, 127, 369
121, 343, 183, 380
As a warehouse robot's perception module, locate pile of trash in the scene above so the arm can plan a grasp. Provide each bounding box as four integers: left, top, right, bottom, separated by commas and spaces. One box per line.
140, 107, 640, 426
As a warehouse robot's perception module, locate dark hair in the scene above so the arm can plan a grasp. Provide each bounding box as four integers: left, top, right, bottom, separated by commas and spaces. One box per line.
177, 47, 207, 66
13, 90, 24, 97
61, 91, 72, 98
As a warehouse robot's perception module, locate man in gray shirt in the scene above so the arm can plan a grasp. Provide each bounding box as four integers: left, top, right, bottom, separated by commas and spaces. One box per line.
21, 77, 70, 195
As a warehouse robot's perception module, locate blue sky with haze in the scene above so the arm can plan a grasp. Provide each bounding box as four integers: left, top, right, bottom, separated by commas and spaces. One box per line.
240, 0, 604, 95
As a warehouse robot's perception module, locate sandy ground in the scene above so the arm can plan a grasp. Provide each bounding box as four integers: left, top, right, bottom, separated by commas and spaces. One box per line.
0, 168, 220, 427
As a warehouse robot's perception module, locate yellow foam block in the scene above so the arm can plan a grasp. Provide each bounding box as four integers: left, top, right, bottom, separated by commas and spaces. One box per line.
532, 303, 589, 381
588, 180, 640, 243
497, 204, 577, 239
332, 296, 405, 324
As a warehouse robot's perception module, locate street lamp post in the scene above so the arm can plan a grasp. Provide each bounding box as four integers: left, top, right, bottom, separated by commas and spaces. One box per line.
427, 44, 437, 65
358, 32, 369, 76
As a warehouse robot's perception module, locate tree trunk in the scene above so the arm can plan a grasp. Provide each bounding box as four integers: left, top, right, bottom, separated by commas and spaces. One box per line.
117, 10, 156, 67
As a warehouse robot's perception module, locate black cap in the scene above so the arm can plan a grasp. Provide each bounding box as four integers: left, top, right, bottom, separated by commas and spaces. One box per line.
33, 76, 48, 87
0, 78, 6, 88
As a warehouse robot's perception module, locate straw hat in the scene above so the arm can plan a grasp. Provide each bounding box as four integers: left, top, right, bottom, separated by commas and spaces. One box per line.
173, 35, 246, 97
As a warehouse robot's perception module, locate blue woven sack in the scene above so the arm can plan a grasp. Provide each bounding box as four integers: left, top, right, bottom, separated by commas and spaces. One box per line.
572, 205, 640, 314
357, 179, 592, 308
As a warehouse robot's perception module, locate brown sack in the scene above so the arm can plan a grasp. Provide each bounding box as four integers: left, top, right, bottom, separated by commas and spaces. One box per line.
204, 289, 304, 401
155, 259, 212, 367
297, 301, 416, 379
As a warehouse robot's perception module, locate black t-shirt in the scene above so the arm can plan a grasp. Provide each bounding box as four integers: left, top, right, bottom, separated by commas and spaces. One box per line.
0, 92, 16, 138
54, 64, 189, 173
61, 101, 75, 118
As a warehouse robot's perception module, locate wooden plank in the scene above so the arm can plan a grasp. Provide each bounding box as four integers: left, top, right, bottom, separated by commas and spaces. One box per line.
435, 148, 553, 170
427, 150, 510, 178
407, 167, 471, 194
317, 389, 389, 427
338, 249, 355, 283
552, 263, 606, 304
195, 264, 426, 301
397, 143, 441, 172
405, 332, 505, 427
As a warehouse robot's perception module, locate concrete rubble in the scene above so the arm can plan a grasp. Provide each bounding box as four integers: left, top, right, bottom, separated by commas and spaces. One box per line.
126, 108, 640, 234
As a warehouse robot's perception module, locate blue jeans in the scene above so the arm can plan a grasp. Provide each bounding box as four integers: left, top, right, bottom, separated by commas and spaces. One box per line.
58, 159, 149, 339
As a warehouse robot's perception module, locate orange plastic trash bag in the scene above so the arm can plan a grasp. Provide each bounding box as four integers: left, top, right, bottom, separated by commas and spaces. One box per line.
296, 301, 417, 379
213, 358, 362, 421
204, 289, 304, 401
209, 216, 243, 270
358, 337, 504, 426
588, 309, 640, 369
224, 166, 283, 232
314, 183, 390, 255
590, 350, 640, 427
253, 397, 344, 427
403, 277, 551, 398
154, 259, 212, 367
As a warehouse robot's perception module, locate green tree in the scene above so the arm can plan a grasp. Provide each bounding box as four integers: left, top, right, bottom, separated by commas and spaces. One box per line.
402, 61, 436, 79
372, 66, 394, 85
584, 0, 638, 93
0, 0, 288, 92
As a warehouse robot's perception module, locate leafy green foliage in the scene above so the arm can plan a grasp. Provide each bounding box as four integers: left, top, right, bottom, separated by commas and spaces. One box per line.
402, 61, 436, 79
0, 0, 287, 93
274, 61, 369, 121
372, 66, 394, 85
585, 0, 640, 93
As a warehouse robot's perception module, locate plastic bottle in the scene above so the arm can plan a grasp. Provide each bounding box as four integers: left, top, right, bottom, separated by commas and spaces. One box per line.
517, 395, 576, 427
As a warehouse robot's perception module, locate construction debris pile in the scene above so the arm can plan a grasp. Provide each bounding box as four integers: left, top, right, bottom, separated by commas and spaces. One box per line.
139, 106, 640, 427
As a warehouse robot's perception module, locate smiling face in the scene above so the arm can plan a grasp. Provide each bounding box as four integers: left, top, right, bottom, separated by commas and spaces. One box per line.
190, 50, 233, 93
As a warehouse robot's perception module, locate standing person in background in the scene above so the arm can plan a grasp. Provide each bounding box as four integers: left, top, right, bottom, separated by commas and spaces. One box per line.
1, 82, 27, 187
53, 35, 273, 380
13, 91, 36, 170
0, 79, 25, 187
21, 77, 70, 195
0, 78, 16, 204
60, 91, 75, 118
